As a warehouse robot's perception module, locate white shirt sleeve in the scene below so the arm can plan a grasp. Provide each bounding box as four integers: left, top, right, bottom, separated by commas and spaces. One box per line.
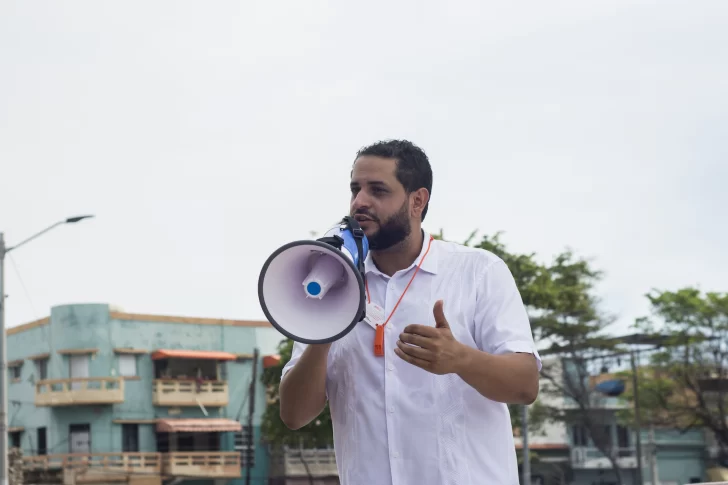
280, 340, 307, 380
473, 258, 542, 371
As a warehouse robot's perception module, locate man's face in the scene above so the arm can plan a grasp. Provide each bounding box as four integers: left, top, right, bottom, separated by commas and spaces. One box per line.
349, 155, 412, 250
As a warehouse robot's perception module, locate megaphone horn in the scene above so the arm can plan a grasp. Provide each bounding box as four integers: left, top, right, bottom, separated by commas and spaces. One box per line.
258, 216, 369, 344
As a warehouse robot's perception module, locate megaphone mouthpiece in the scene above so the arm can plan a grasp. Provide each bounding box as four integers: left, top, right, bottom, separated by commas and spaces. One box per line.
302, 252, 345, 299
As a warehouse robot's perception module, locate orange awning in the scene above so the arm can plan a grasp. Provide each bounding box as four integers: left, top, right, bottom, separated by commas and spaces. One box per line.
151, 349, 237, 361
262, 354, 281, 368
156, 418, 242, 433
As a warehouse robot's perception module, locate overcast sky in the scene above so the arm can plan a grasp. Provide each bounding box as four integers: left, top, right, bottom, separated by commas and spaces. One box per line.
1, 0, 726, 341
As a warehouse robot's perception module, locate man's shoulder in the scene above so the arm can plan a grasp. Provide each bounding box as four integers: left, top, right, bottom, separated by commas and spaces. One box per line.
432, 237, 505, 271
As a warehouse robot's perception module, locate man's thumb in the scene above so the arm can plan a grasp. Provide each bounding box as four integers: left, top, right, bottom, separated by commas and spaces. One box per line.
433, 300, 448, 328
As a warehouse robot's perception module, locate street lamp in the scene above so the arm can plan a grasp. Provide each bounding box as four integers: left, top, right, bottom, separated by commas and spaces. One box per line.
0, 215, 94, 485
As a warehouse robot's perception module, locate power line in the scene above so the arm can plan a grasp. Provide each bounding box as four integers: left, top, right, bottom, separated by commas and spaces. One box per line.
6, 253, 38, 321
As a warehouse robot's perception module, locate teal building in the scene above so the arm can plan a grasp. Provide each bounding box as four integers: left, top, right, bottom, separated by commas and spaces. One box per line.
6, 303, 283, 485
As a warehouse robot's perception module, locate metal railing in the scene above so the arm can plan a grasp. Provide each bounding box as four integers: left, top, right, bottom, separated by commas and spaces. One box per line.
570, 446, 638, 468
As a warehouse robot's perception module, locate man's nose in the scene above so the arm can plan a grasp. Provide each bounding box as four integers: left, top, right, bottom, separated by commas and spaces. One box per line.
351, 191, 371, 212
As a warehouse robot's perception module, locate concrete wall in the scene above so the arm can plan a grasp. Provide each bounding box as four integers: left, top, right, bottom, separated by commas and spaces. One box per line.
7, 303, 283, 485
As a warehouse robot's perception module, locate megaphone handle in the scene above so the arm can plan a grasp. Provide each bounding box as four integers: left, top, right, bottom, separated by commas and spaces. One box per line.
341, 216, 367, 322
341, 216, 366, 274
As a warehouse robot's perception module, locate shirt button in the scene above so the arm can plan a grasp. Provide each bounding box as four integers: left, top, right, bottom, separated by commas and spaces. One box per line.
392, 452, 399, 458
388, 406, 394, 413
387, 364, 394, 371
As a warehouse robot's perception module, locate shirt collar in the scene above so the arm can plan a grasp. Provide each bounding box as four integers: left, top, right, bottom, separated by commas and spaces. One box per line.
364, 229, 438, 277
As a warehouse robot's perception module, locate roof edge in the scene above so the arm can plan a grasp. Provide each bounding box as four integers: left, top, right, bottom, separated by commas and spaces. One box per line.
110, 311, 271, 327
7, 317, 50, 336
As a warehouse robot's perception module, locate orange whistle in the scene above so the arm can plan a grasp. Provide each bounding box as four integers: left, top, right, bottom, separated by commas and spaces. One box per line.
374, 324, 385, 356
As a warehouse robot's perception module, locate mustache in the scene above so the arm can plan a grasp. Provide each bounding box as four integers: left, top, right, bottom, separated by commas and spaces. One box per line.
352, 210, 379, 222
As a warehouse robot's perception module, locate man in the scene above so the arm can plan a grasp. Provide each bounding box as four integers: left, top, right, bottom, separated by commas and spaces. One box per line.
279, 139, 541, 484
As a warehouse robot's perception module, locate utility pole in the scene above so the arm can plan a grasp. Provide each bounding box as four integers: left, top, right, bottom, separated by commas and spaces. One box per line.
0, 216, 94, 485
630, 350, 644, 485
0, 233, 8, 485
244, 347, 259, 485
522, 404, 530, 485
648, 414, 659, 485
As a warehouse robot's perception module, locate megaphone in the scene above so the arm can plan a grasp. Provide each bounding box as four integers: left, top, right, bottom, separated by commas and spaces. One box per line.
258, 216, 369, 344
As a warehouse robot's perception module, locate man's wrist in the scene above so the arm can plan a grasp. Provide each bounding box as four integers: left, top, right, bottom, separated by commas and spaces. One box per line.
454, 343, 481, 375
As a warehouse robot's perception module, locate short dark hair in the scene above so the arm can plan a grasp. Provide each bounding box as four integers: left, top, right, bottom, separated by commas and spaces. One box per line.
355, 139, 433, 221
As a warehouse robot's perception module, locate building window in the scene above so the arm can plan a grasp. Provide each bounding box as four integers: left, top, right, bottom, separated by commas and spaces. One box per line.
572, 425, 588, 447
122, 424, 139, 452
616, 425, 629, 448
118, 354, 137, 377
35, 359, 48, 381
9, 431, 22, 449
9, 365, 21, 381
37, 427, 47, 456
602, 425, 613, 447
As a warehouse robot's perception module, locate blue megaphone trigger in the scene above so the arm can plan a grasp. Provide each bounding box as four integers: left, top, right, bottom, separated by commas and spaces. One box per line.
315, 216, 369, 321
315, 216, 369, 275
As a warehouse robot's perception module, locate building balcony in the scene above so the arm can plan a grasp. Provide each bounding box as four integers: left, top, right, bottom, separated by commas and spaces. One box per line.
152, 379, 229, 407
270, 449, 339, 479
570, 446, 638, 469
162, 452, 241, 478
23, 452, 241, 482
35, 377, 125, 407
23, 452, 161, 485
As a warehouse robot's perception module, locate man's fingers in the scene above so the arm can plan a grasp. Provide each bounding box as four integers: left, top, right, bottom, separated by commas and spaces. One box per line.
399, 332, 436, 350
402, 324, 440, 338
396, 340, 433, 361
394, 345, 431, 369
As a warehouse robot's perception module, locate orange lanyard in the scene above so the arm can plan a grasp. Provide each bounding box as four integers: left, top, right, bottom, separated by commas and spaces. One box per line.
366, 235, 434, 356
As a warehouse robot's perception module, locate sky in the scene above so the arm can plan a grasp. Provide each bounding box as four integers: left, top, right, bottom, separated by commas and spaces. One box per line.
1, 0, 726, 340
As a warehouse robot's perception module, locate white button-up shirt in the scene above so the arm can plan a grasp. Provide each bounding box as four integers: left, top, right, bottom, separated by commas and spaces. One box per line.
282, 231, 542, 485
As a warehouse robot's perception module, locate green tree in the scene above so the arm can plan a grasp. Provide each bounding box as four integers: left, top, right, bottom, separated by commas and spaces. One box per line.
523, 246, 636, 483
467, 233, 628, 482
618, 287, 728, 457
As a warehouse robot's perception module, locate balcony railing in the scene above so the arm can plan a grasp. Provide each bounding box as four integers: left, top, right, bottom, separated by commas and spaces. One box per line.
23, 452, 161, 485
35, 378, 125, 406
570, 446, 638, 469
152, 380, 229, 407
24, 452, 162, 472
162, 452, 241, 478
23, 452, 241, 480
270, 449, 339, 478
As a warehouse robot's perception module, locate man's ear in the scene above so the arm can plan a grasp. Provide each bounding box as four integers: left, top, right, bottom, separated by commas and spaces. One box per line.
410, 188, 430, 219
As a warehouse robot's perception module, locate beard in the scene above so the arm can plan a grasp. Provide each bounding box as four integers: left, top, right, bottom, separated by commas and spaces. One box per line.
356, 200, 412, 251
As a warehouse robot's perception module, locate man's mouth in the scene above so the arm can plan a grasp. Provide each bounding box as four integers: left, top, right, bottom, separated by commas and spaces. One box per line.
354, 215, 374, 223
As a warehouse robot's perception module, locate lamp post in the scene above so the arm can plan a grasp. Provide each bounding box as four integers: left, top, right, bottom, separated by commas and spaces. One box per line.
522, 404, 530, 485
0, 215, 94, 485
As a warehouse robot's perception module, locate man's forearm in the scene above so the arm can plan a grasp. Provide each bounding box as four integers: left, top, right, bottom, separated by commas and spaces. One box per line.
455, 345, 539, 404
279, 343, 331, 430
